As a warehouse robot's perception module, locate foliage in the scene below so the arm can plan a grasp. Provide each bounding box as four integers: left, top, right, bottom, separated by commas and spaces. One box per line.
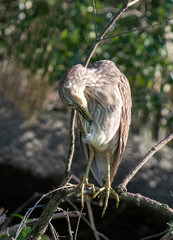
0, 214, 49, 240
0, 0, 173, 138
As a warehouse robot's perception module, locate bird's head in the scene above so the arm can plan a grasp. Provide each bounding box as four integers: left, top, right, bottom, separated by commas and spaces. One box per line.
59, 64, 93, 124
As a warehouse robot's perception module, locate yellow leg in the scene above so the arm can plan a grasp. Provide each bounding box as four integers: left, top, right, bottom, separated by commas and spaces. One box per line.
80, 148, 95, 206
84, 148, 95, 184
93, 151, 119, 217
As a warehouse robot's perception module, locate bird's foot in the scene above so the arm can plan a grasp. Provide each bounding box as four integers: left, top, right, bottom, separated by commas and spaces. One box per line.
93, 186, 119, 217
75, 176, 95, 207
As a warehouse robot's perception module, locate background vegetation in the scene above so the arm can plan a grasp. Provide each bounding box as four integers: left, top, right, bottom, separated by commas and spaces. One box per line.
1, 0, 173, 140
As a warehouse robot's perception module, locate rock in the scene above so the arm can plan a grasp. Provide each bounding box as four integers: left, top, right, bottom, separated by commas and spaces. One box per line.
0, 97, 173, 209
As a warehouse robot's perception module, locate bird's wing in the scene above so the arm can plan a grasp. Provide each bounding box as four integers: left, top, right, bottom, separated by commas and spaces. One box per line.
119, 73, 132, 158
110, 73, 132, 183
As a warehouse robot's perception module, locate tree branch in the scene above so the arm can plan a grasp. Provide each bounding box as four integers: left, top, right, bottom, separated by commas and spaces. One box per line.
119, 133, 173, 190
102, 17, 173, 41
49, 222, 60, 240
92, 0, 98, 38
84, 0, 140, 67
86, 198, 100, 240
119, 191, 173, 219
97, 7, 142, 17
62, 109, 76, 184
80, 188, 173, 219
67, 199, 109, 240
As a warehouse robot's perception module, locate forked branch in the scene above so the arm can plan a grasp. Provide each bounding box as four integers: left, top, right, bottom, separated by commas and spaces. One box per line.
84, 0, 140, 67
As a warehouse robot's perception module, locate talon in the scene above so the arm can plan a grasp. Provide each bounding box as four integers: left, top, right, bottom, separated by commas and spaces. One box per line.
102, 186, 110, 217
76, 176, 96, 206
92, 186, 119, 217
110, 188, 119, 208
92, 187, 105, 199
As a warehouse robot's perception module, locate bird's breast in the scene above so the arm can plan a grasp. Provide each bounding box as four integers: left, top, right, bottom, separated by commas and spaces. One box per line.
80, 85, 123, 152
80, 110, 121, 153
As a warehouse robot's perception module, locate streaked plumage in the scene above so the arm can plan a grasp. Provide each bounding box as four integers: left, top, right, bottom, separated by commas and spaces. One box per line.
59, 60, 131, 186
59, 60, 131, 216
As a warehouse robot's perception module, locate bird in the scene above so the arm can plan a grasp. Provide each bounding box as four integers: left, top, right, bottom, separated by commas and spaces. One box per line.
59, 60, 132, 216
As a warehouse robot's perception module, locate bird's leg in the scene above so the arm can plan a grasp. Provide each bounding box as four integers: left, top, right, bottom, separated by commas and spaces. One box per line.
93, 150, 119, 217
79, 148, 95, 207
84, 148, 94, 184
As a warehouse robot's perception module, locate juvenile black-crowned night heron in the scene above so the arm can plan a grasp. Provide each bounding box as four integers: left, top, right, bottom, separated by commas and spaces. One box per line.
59, 60, 131, 216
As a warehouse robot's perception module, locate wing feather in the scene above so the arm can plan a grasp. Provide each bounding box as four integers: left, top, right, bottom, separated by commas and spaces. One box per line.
76, 61, 131, 186
110, 72, 132, 183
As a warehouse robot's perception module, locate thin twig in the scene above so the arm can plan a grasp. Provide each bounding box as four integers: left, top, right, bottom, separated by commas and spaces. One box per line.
97, 7, 142, 17
99, 0, 133, 38
15, 205, 44, 240
15, 185, 73, 239
139, 229, 168, 240
62, 209, 73, 240
0, 211, 84, 237
1, 192, 41, 230
86, 198, 100, 240
62, 109, 76, 184
128, 0, 140, 7
84, 0, 140, 67
160, 229, 173, 240
119, 133, 173, 189
49, 222, 60, 240
24, 188, 79, 240
0, 208, 7, 226
74, 205, 84, 240
92, 0, 97, 38
102, 17, 173, 41
67, 199, 109, 240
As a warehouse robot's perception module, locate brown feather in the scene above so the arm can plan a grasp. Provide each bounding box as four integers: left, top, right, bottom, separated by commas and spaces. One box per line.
59, 60, 132, 186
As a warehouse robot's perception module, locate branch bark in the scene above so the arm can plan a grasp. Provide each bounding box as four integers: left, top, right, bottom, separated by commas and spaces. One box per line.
119, 192, 173, 219
22, 183, 173, 239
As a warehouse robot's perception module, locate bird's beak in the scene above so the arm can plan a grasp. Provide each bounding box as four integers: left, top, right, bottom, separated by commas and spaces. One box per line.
76, 103, 93, 124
